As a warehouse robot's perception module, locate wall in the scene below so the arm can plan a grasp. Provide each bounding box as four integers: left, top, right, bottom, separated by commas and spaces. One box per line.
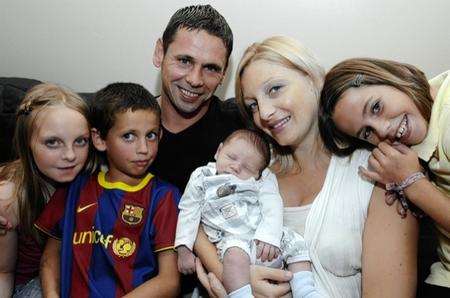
1, 0, 449, 98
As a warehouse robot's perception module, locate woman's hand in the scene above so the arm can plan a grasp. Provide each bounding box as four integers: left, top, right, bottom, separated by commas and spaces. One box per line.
196, 259, 294, 298
250, 265, 292, 298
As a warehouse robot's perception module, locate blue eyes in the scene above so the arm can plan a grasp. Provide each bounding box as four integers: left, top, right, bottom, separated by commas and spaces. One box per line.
147, 132, 157, 141
75, 137, 89, 146
122, 133, 135, 142
246, 101, 258, 112
122, 132, 158, 142
45, 137, 89, 148
45, 138, 61, 148
269, 85, 282, 96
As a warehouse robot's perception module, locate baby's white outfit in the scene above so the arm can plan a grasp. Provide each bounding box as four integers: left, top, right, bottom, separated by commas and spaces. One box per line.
175, 162, 308, 265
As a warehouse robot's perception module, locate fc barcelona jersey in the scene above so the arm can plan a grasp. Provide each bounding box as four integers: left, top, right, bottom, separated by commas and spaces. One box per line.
35, 171, 180, 297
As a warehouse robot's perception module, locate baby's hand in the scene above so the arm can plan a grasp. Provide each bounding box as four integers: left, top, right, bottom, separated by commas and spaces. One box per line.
0, 215, 13, 235
359, 141, 422, 185
256, 240, 280, 262
177, 245, 196, 275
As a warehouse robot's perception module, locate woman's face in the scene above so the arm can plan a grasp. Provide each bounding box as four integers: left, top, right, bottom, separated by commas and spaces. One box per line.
31, 105, 90, 183
240, 59, 319, 147
332, 85, 428, 146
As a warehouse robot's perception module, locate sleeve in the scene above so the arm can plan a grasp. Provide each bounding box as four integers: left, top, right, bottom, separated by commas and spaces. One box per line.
253, 169, 283, 248
441, 106, 450, 160
153, 185, 181, 252
34, 186, 68, 240
174, 168, 205, 251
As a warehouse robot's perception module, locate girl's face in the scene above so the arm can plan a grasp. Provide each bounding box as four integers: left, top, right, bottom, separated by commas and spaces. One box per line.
31, 105, 90, 183
241, 59, 319, 148
333, 85, 428, 146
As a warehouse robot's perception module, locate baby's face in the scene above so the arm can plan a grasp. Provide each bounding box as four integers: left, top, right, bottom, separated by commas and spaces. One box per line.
215, 137, 264, 180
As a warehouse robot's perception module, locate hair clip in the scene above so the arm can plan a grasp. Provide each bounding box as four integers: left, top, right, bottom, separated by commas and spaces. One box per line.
18, 102, 33, 116
351, 74, 364, 87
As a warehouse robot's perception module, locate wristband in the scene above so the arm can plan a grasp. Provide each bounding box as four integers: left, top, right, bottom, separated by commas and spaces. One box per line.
385, 172, 426, 218
385, 172, 425, 192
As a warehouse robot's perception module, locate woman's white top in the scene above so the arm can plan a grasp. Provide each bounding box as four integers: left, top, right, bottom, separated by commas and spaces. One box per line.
283, 149, 374, 298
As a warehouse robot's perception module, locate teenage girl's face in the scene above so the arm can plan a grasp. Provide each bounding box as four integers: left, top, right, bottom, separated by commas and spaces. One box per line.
31, 106, 90, 183
333, 85, 428, 146
241, 59, 319, 148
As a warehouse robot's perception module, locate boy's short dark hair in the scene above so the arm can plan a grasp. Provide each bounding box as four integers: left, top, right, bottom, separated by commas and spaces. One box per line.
162, 4, 233, 65
224, 129, 271, 175
90, 82, 160, 138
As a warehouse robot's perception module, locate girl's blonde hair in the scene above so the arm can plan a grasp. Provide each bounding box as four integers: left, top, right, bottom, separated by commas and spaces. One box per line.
0, 83, 95, 241
235, 36, 325, 173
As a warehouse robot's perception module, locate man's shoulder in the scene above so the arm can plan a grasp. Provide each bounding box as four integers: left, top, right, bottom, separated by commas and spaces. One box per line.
206, 96, 245, 129
209, 96, 240, 114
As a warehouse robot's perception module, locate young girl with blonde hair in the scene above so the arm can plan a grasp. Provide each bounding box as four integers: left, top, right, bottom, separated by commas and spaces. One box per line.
0, 83, 94, 297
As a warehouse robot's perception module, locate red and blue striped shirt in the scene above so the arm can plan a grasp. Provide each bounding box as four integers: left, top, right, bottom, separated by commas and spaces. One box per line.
35, 171, 180, 297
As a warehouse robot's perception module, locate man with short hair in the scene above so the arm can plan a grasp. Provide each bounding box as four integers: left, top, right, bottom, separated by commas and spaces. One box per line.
150, 4, 243, 191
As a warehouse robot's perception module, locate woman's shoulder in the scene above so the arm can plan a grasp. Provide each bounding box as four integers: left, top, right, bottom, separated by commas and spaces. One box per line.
332, 149, 371, 172
327, 149, 374, 208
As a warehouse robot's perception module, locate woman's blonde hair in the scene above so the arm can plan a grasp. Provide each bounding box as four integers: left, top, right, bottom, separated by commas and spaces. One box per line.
0, 83, 95, 241
235, 36, 325, 172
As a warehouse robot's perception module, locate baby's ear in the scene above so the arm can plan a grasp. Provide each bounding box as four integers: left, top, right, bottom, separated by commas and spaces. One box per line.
214, 143, 223, 161
91, 128, 107, 152
158, 128, 163, 141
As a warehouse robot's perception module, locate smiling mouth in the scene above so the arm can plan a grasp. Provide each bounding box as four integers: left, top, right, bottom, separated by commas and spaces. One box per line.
395, 115, 408, 141
270, 116, 291, 130
178, 86, 201, 99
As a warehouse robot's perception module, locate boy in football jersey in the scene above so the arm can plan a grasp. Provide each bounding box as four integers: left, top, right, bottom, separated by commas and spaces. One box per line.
35, 83, 180, 297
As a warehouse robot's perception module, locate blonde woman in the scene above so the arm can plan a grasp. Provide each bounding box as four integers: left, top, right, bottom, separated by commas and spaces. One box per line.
195, 37, 418, 297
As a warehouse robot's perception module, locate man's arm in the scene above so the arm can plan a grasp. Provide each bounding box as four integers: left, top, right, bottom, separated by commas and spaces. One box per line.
40, 238, 61, 298
362, 185, 418, 297
123, 250, 179, 298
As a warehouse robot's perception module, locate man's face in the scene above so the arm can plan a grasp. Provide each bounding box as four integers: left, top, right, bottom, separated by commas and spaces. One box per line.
154, 28, 228, 114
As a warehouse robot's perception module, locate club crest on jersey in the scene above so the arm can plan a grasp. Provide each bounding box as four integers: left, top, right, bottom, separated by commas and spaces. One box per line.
121, 204, 144, 225
112, 237, 136, 258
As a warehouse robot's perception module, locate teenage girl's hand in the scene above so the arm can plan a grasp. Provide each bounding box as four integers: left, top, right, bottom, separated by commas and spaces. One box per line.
359, 141, 422, 185
0, 215, 13, 235
256, 240, 280, 262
